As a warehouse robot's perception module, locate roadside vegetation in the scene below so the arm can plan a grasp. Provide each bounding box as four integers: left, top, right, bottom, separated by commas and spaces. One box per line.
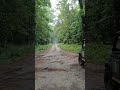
59, 44, 81, 53
0, 45, 33, 64
54, 0, 83, 54
35, 0, 53, 54
35, 0, 53, 45
55, 0, 84, 44
85, 0, 119, 64
86, 43, 112, 64
0, 0, 34, 64
35, 44, 52, 53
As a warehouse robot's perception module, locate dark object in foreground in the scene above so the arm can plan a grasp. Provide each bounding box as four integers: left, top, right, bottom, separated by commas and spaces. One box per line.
78, 53, 85, 66
104, 31, 120, 90
78, 39, 85, 66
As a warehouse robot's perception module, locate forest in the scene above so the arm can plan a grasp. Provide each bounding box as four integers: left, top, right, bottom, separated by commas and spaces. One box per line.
35, 0, 84, 44
86, 0, 119, 43
0, 0, 35, 46
0, 0, 120, 64
55, 0, 84, 44
35, 0, 84, 53
36, 0, 120, 64
0, 0, 35, 63
85, 0, 120, 64
35, 0, 53, 45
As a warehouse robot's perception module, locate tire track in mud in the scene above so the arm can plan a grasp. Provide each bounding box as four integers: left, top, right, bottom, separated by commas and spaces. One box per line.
35, 44, 85, 90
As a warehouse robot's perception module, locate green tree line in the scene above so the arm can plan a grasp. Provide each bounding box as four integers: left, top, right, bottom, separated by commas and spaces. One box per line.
0, 0, 35, 47
85, 0, 120, 64
35, 0, 53, 45
55, 0, 84, 44
86, 0, 120, 44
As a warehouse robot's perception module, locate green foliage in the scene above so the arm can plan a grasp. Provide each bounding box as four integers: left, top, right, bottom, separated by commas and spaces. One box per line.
0, 0, 35, 63
85, 0, 118, 43
0, 45, 33, 64
35, 0, 53, 45
55, 0, 83, 44
35, 44, 52, 53
59, 43, 81, 53
86, 43, 112, 64
0, 0, 35, 46
85, 0, 120, 64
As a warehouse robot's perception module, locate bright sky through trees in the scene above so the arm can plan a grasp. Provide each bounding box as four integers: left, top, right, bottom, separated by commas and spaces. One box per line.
50, 0, 60, 26
50, 0, 60, 16
50, 0, 79, 26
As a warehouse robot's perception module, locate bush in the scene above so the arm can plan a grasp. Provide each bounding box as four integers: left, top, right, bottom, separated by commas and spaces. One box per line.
59, 43, 81, 53
0, 45, 33, 64
35, 44, 52, 53
86, 43, 112, 64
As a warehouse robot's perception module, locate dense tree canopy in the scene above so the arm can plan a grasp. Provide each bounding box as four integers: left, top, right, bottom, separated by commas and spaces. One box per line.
55, 0, 84, 44
0, 0, 35, 46
1, 0, 119, 46
85, 0, 120, 44
35, 0, 53, 45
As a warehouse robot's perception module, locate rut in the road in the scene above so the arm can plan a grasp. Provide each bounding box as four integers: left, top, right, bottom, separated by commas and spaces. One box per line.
35, 44, 85, 90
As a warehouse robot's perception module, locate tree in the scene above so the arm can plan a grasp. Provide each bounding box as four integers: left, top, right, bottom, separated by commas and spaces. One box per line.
0, 0, 35, 46
55, 0, 83, 44
35, 0, 53, 45
85, 0, 119, 44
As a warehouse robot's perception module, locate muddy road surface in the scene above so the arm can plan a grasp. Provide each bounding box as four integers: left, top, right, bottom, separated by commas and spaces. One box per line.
35, 44, 85, 90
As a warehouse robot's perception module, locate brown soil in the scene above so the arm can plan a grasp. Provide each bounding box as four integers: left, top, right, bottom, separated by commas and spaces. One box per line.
35, 44, 85, 90
0, 44, 106, 90
0, 53, 34, 90
85, 63, 105, 90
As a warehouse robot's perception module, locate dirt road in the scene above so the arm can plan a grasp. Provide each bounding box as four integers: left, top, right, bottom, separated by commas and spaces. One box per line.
0, 53, 34, 90
35, 44, 85, 90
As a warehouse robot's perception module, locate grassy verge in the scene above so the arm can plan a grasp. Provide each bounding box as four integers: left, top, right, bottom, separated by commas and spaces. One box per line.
59, 43, 81, 53
35, 44, 52, 53
0, 44, 33, 64
86, 43, 112, 64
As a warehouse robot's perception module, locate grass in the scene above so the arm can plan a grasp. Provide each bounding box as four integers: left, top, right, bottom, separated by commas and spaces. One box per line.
0, 44, 52, 64
58, 43, 81, 53
1, 43, 110, 64
59, 43, 112, 64
86, 43, 112, 64
35, 44, 52, 53
0, 44, 33, 64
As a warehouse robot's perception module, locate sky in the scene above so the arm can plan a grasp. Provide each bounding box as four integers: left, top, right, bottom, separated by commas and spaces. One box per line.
50, 0, 60, 17
49, 0, 79, 26
50, 0, 79, 18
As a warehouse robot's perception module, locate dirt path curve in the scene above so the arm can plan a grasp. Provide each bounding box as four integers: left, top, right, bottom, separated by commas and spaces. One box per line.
35, 44, 85, 90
